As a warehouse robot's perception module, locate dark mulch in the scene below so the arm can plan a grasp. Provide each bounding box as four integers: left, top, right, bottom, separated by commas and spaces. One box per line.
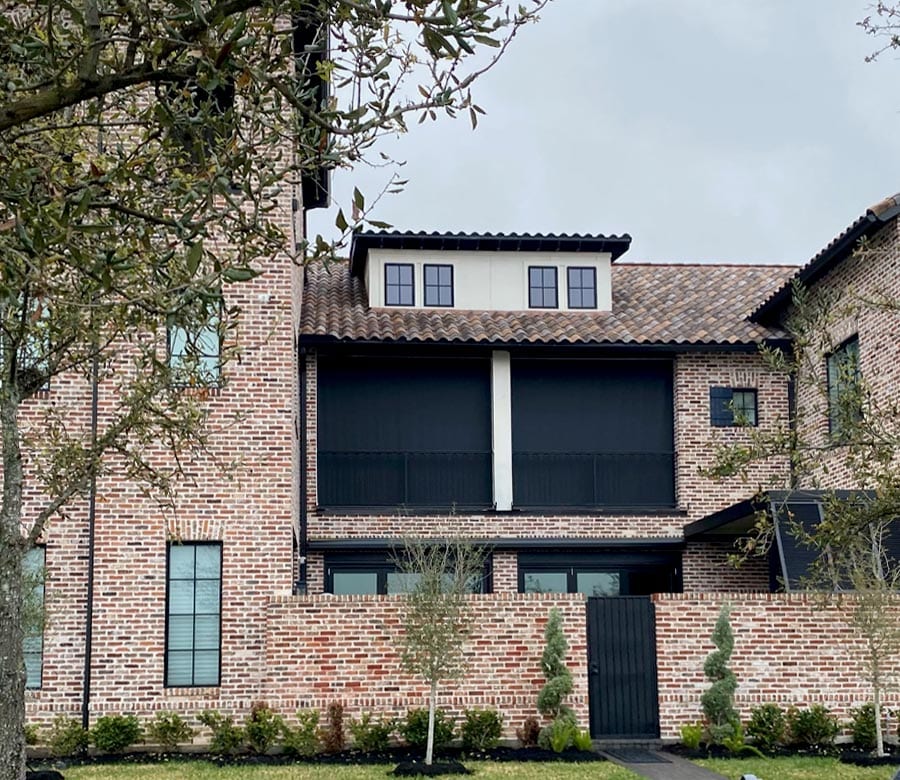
839, 749, 900, 767
26, 772, 65, 780
392, 759, 472, 776
666, 742, 900, 766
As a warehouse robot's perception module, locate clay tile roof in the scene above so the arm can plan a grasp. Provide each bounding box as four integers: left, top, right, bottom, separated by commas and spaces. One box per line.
300, 262, 796, 347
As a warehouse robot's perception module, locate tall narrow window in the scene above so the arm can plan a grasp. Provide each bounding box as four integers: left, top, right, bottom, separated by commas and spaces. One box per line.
23, 546, 45, 689
168, 308, 221, 386
528, 266, 558, 309
166, 543, 221, 687
567, 267, 597, 309
385, 263, 414, 306
827, 336, 861, 439
424, 264, 453, 307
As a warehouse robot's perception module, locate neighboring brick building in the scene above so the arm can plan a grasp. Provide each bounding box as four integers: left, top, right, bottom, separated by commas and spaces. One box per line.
25, 192, 900, 743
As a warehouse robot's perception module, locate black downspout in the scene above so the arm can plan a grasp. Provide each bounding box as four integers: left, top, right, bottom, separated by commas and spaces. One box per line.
81, 350, 99, 732
295, 345, 308, 594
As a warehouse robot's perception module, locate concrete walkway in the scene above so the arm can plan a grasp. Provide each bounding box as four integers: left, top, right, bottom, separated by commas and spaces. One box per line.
599, 749, 730, 780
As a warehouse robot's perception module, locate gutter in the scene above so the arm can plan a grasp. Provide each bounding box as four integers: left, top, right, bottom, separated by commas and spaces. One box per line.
295, 346, 308, 594
81, 350, 99, 732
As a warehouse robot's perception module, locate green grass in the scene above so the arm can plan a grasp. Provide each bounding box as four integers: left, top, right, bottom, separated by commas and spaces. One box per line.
59, 760, 643, 780
694, 755, 898, 779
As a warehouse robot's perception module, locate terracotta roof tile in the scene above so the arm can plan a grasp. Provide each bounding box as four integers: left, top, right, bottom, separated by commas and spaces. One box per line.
300, 262, 796, 346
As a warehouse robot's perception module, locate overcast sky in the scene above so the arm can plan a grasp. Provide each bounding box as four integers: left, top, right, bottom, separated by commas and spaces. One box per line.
308, 2, 900, 266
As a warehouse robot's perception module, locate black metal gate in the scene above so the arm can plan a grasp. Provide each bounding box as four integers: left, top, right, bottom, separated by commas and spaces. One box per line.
586, 596, 660, 739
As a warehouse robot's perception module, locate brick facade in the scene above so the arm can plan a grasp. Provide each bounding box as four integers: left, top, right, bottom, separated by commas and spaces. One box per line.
654, 592, 900, 739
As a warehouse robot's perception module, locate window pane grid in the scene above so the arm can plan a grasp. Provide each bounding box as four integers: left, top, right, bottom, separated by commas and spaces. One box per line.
385, 263, 414, 306
567, 267, 597, 309
424, 264, 453, 307
528, 266, 558, 309
23, 547, 45, 689
166, 543, 221, 687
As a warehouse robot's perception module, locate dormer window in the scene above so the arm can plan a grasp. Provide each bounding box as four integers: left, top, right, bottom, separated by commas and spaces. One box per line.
528, 266, 558, 309
385, 263, 414, 306
567, 267, 597, 309
424, 264, 454, 307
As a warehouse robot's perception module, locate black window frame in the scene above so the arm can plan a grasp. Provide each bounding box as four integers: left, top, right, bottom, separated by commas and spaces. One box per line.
826, 335, 861, 440
709, 387, 758, 427
164, 541, 223, 688
566, 267, 597, 309
517, 551, 681, 596
423, 264, 454, 308
528, 266, 558, 309
23, 545, 45, 690
325, 551, 493, 595
384, 263, 415, 307
167, 300, 223, 387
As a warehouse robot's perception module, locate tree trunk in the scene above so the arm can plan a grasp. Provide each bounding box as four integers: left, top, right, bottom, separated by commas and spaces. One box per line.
0, 387, 27, 780
425, 679, 437, 766
874, 680, 885, 757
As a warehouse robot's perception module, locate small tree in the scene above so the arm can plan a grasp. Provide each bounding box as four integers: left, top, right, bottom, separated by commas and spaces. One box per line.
536, 607, 575, 749
395, 538, 486, 766
701, 603, 739, 744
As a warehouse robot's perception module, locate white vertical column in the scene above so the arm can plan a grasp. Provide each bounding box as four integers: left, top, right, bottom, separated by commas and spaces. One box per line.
491, 350, 513, 511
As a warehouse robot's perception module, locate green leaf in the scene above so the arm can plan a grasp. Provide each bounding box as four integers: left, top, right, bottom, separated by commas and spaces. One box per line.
473, 35, 501, 48
353, 188, 365, 211
223, 266, 260, 282
335, 209, 349, 232
366, 220, 393, 229
186, 241, 202, 277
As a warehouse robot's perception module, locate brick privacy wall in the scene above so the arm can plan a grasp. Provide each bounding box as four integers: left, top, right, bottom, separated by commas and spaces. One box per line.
653, 592, 900, 739
24, 195, 299, 727
789, 218, 900, 489
263, 593, 588, 736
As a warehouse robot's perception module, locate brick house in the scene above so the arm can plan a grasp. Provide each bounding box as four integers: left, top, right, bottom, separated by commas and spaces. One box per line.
24, 193, 900, 743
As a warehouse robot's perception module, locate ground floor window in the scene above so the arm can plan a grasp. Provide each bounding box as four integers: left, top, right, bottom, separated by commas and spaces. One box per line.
325, 551, 492, 595
24, 546, 45, 689
166, 542, 222, 687
518, 551, 680, 596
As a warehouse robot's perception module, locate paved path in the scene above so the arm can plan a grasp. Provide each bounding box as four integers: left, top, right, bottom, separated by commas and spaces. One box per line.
599, 749, 730, 780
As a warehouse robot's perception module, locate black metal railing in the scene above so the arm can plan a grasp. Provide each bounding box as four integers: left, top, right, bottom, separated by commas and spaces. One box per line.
318, 450, 492, 508
512, 451, 675, 509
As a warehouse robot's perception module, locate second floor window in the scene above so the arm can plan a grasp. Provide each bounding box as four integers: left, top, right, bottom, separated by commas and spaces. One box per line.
567, 267, 597, 309
528, 266, 558, 309
169, 320, 221, 386
385, 263, 414, 306
710, 387, 758, 427
424, 264, 453, 307
827, 335, 861, 439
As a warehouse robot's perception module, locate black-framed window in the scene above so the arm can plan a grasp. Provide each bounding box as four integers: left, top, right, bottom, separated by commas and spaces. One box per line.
709, 387, 758, 427
827, 335, 861, 439
166, 542, 222, 687
518, 552, 680, 596
528, 266, 558, 309
168, 304, 222, 386
424, 264, 453, 307
567, 267, 597, 309
23, 546, 45, 689
326, 552, 492, 595
385, 263, 414, 306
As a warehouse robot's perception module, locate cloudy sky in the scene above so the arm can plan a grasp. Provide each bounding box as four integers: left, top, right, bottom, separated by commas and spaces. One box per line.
308, 2, 900, 266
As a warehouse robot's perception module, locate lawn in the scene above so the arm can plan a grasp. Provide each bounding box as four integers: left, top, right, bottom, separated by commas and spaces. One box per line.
59, 761, 643, 779
694, 755, 899, 779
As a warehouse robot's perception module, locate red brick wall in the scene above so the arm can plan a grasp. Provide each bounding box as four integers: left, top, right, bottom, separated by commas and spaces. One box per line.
263, 593, 588, 737
682, 541, 769, 593
653, 592, 900, 739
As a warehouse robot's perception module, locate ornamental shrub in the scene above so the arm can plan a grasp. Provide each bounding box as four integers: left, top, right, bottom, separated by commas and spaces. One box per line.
787, 705, 839, 751
536, 608, 578, 751
460, 708, 502, 751
540, 713, 577, 753
91, 714, 143, 753
24, 724, 40, 746
320, 701, 345, 754
679, 721, 703, 750
348, 712, 394, 752
746, 703, 786, 753
700, 603, 739, 744
198, 709, 244, 756
400, 708, 455, 750
282, 710, 320, 757
244, 701, 284, 755
516, 716, 540, 747
147, 711, 195, 750
48, 716, 89, 758
849, 703, 877, 750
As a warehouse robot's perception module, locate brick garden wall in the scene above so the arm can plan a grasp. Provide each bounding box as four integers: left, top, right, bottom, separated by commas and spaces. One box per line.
653, 592, 900, 739
263, 593, 589, 737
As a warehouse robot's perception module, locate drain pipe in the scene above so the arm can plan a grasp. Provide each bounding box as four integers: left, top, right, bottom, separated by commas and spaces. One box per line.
81, 349, 99, 732
295, 346, 308, 595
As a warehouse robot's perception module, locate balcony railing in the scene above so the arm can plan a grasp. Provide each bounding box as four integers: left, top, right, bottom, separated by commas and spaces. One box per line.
512, 451, 675, 509
318, 450, 493, 508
